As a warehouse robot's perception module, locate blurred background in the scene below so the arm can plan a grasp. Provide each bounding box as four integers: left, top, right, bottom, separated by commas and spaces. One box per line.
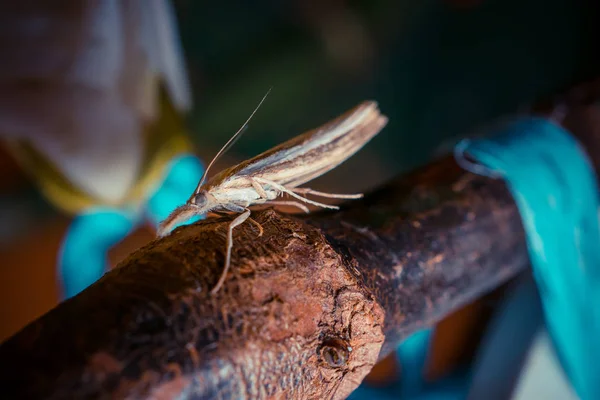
0, 0, 598, 396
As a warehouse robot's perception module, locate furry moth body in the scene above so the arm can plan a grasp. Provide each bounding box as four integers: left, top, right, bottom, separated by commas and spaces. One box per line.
158, 100, 388, 294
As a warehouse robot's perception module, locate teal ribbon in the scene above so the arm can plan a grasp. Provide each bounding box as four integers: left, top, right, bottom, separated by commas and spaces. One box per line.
58, 154, 204, 299
352, 117, 599, 400
455, 117, 600, 400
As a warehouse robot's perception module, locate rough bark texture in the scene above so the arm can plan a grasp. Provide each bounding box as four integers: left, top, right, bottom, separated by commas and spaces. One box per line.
1, 77, 599, 399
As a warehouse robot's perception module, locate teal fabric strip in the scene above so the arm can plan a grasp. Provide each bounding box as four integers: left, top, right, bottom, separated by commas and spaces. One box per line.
58, 207, 138, 299
348, 329, 449, 400
349, 329, 471, 400
146, 153, 205, 229
455, 117, 600, 400
396, 329, 434, 399
466, 274, 543, 400
59, 154, 204, 299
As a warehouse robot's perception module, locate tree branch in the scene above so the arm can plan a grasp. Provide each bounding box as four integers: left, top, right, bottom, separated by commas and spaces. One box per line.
1, 77, 599, 400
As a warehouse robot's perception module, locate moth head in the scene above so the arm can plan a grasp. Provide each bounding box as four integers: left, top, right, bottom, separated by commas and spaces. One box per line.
189, 189, 211, 211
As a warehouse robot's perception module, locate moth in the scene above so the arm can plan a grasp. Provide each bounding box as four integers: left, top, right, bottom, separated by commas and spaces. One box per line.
158, 94, 388, 294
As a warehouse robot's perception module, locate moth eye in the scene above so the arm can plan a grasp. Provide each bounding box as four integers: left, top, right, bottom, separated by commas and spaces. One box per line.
191, 193, 207, 207
319, 337, 350, 368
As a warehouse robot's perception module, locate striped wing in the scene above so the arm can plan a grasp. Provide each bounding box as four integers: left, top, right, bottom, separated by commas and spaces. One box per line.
207, 101, 388, 190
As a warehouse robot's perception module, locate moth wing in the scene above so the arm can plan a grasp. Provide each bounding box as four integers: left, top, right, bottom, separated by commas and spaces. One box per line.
213, 101, 388, 190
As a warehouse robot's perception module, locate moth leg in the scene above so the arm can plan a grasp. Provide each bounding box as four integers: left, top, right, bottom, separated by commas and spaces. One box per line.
249, 179, 310, 212
254, 177, 339, 210
265, 200, 310, 213
292, 187, 363, 199
209, 211, 232, 218
222, 203, 263, 236
250, 178, 270, 199
211, 208, 251, 295
247, 217, 264, 237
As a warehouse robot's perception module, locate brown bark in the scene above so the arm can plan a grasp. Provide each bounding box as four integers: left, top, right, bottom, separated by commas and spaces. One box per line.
1, 78, 599, 399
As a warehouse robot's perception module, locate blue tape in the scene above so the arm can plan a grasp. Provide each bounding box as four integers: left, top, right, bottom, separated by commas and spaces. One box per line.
349, 329, 470, 400
58, 154, 205, 299
58, 208, 138, 299
455, 117, 600, 400
466, 275, 543, 400
396, 329, 434, 398
146, 153, 205, 228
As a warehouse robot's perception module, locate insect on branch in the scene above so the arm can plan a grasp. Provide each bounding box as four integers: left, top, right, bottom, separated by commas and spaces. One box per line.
1, 77, 599, 399
158, 97, 388, 294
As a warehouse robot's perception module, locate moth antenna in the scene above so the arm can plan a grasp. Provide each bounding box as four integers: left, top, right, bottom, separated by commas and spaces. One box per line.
194, 88, 272, 194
